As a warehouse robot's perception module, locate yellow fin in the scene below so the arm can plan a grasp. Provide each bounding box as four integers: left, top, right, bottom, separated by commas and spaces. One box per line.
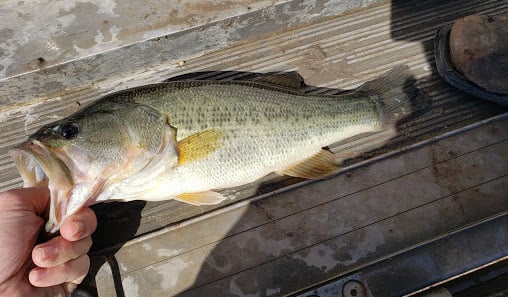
177, 129, 223, 165
174, 191, 227, 205
282, 149, 340, 179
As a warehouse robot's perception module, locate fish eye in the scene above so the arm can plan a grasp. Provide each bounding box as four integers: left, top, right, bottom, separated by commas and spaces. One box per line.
57, 123, 79, 139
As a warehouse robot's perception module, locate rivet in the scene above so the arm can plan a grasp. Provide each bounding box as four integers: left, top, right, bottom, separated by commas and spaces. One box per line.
342, 280, 367, 297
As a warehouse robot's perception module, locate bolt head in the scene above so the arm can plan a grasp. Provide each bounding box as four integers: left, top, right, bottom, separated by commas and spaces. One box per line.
342, 280, 367, 297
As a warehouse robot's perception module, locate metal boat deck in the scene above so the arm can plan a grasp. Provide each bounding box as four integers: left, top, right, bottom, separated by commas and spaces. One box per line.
0, 0, 506, 296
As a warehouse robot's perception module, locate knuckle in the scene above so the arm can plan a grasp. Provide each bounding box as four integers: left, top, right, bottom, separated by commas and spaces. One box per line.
59, 236, 74, 250
58, 260, 73, 276
59, 255, 90, 280
75, 255, 90, 273
82, 236, 93, 250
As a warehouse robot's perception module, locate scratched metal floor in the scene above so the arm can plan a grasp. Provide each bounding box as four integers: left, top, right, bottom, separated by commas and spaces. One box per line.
0, 0, 507, 296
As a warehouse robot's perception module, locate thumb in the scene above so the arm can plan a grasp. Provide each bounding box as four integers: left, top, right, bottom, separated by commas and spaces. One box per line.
0, 187, 50, 216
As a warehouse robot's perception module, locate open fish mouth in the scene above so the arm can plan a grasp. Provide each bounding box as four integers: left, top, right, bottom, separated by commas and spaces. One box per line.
10, 140, 73, 233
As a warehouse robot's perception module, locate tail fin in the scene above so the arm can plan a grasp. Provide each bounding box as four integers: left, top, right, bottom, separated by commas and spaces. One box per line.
359, 65, 419, 127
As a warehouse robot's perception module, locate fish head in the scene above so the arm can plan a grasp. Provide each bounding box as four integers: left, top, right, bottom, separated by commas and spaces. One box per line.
10, 101, 179, 233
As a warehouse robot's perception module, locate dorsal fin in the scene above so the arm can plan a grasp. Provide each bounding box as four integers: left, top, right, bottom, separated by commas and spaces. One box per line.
163, 71, 305, 91
254, 72, 304, 90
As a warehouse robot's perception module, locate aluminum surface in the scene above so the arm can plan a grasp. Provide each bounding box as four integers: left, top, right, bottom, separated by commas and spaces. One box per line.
94, 114, 508, 296
1, 0, 507, 296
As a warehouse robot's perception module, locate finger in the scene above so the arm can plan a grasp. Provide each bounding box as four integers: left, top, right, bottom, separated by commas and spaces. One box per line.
29, 254, 90, 287
33, 235, 92, 268
60, 207, 97, 241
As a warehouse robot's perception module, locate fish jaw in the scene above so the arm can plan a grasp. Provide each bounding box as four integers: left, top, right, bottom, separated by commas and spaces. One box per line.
9, 140, 89, 233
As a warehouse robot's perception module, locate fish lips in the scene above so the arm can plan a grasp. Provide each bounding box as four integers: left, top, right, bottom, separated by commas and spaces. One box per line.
10, 140, 76, 233
11, 140, 71, 187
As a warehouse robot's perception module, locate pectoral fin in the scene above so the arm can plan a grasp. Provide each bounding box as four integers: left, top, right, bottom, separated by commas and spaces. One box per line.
282, 149, 340, 179
177, 129, 224, 165
175, 191, 227, 205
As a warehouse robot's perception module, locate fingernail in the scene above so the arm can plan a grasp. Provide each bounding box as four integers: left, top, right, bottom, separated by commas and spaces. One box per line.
72, 221, 85, 238
31, 268, 47, 282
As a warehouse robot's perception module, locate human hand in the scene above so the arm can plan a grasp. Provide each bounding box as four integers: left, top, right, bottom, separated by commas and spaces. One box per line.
0, 187, 97, 297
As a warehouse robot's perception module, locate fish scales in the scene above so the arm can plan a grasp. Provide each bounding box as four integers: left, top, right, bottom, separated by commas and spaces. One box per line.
10, 66, 418, 232
135, 82, 381, 143
121, 82, 383, 193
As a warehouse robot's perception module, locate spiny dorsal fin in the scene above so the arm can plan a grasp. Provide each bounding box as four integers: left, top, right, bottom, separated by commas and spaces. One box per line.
163, 71, 305, 91
177, 129, 223, 165
282, 149, 340, 179
175, 191, 227, 205
255, 72, 304, 90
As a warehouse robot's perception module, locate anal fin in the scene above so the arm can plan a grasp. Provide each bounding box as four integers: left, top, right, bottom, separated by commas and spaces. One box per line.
174, 191, 227, 205
282, 149, 340, 179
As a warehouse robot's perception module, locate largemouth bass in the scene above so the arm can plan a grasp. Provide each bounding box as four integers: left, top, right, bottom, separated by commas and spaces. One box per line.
11, 66, 417, 233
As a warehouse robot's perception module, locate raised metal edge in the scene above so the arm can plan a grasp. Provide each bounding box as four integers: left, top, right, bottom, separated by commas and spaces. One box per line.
296, 273, 373, 297
294, 213, 508, 297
